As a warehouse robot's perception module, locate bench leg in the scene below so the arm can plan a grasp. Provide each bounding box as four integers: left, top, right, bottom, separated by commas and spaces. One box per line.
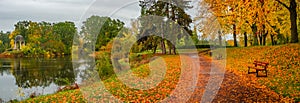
256, 70, 268, 77
256, 70, 259, 77
248, 67, 250, 74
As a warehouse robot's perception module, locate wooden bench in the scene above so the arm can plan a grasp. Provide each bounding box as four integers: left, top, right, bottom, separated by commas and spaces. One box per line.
248, 61, 269, 77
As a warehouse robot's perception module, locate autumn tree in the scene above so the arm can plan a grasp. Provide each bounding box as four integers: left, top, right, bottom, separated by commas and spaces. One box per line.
8, 21, 77, 56
80, 16, 124, 51
198, 0, 239, 47
275, 0, 298, 43
53, 21, 77, 54
198, 0, 288, 46
0, 31, 10, 52
139, 0, 193, 54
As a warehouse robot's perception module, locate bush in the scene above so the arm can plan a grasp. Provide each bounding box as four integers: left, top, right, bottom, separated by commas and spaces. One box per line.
96, 52, 114, 80
0, 45, 5, 53
42, 40, 66, 56
20, 45, 45, 57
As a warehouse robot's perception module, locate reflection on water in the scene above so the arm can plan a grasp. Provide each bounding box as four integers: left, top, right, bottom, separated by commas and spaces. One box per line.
0, 57, 87, 102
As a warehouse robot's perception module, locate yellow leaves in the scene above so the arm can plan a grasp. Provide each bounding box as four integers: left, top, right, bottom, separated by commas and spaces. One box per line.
200, 0, 285, 36
10, 39, 15, 48
9, 31, 18, 39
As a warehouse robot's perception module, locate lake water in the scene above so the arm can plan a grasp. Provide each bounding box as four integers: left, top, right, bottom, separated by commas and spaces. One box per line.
0, 57, 93, 102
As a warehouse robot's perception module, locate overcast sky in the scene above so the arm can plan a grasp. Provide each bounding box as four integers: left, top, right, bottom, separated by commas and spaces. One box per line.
0, 0, 199, 32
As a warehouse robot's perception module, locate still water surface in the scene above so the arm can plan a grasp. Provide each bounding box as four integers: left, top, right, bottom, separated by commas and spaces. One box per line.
0, 57, 91, 102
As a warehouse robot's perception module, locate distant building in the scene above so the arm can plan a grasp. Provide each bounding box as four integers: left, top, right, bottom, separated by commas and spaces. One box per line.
13, 35, 25, 50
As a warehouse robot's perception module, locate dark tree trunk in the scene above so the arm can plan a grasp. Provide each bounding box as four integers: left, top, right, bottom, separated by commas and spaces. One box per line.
251, 24, 259, 46
262, 27, 268, 46
218, 32, 222, 46
244, 32, 248, 47
254, 34, 259, 46
259, 35, 262, 45
161, 39, 166, 54
172, 43, 176, 55
169, 44, 172, 54
263, 34, 267, 46
153, 45, 157, 54
233, 24, 238, 47
275, 0, 298, 43
167, 41, 172, 54
270, 34, 275, 45
289, 0, 298, 43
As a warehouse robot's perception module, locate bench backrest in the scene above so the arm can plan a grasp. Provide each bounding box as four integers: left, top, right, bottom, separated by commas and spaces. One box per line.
254, 61, 269, 65
254, 61, 269, 68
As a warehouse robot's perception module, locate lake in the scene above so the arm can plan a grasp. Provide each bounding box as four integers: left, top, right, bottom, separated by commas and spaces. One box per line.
0, 57, 93, 102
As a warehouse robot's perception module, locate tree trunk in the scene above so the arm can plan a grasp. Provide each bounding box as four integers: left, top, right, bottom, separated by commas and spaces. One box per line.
169, 44, 172, 54
275, 0, 298, 43
172, 43, 176, 55
153, 45, 157, 54
262, 27, 268, 45
289, 0, 298, 43
251, 24, 259, 46
270, 34, 275, 45
218, 32, 222, 46
166, 41, 171, 54
244, 32, 248, 47
253, 34, 259, 46
161, 39, 166, 54
233, 24, 238, 47
258, 31, 263, 45
263, 34, 267, 46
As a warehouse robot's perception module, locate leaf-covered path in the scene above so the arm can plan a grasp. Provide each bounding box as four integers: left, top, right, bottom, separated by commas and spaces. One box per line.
187, 55, 293, 102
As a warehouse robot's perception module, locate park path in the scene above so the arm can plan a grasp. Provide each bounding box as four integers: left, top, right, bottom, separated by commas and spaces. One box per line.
184, 54, 292, 102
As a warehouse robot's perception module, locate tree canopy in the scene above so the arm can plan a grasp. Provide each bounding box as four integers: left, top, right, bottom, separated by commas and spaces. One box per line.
7, 21, 77, 56
197, 0, 299, 46
80, 16, 124, 51
137, 0, 193, 54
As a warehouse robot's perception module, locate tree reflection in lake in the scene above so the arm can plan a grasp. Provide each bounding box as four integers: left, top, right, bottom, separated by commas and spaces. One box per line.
0, 57, 82, 102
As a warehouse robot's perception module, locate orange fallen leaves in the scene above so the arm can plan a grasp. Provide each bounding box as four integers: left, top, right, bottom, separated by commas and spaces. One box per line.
83, 55, 184, 102
224, 44, 300, 101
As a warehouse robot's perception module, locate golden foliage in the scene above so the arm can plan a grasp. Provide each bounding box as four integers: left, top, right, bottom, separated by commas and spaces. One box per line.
198, 0, 291, 37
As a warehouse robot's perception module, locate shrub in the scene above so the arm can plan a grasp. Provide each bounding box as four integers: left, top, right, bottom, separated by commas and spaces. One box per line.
96, 52, 114, 80
42, 40, 66, 56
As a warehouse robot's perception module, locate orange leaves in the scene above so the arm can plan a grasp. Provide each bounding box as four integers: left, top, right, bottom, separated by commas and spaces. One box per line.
83, 55, 184, 102
225, 44, 300, 101
21, 89, 86, 103
21, 44, 300, 102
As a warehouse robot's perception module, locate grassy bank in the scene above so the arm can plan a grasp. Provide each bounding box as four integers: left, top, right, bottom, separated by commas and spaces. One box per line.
224, 44, 300, 101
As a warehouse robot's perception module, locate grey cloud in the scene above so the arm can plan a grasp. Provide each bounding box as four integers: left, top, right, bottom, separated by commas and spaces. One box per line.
0, 0, 198, 32
0, 0, 94, 31
0, 0, 142, 32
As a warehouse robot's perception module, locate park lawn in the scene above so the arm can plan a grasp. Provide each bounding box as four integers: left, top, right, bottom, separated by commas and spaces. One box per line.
224, 43, 300, 101
21, 44, 300, 102
21, 55, 187, 102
